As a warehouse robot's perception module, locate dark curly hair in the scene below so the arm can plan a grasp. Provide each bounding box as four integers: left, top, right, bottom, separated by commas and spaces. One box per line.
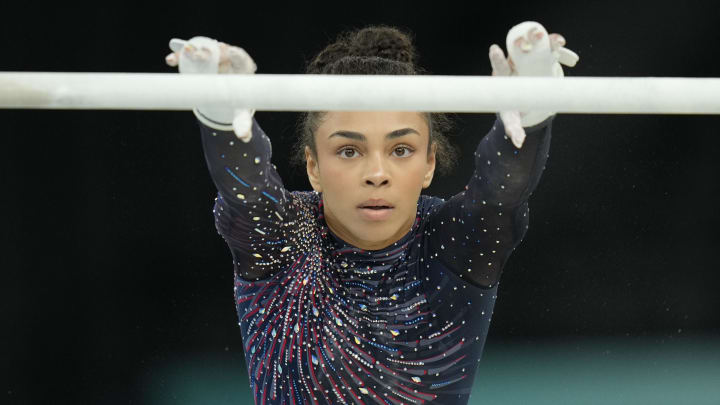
289, 25, 459, 177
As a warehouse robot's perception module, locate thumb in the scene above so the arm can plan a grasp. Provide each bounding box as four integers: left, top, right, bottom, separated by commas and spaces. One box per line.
499, 111, 526, 148
165, 51, 180, 67
166, 38, 187, 67
233, 110, 254, 142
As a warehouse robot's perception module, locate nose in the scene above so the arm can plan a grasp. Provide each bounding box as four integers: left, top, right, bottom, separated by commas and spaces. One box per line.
363, 152, 390, 187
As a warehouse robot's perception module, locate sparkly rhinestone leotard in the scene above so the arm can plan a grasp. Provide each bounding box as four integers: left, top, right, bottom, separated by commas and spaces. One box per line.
198, 113, 554, 405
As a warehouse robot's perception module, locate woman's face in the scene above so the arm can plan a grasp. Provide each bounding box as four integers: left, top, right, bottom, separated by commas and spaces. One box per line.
305, 111, 436, 250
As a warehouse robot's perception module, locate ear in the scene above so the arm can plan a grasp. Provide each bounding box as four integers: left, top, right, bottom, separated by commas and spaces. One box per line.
305, 146, 322, 193
422, 142, 437, 189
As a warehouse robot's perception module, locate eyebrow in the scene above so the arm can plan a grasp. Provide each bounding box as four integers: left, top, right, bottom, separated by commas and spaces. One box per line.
328, 128, 420, 141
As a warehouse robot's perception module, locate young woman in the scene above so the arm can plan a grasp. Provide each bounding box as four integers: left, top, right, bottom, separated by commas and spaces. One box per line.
166, 22, 577, 405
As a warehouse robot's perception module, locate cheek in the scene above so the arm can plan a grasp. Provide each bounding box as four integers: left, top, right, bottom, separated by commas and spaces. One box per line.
317, 159, 355, 196
320, 161, 349, 186
403, 160, 430, 183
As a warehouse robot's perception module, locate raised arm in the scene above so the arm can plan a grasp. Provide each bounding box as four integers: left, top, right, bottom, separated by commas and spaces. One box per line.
199, 117, 297, 281
167, 36, 298, 281
427, 114, 553, 288
426, 22, 578, 288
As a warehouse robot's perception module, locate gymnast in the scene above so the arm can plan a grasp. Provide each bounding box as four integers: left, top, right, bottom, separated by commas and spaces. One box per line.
165, 21, 579, 405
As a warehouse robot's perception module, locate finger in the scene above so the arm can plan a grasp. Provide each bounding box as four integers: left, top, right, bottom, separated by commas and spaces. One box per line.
489, 44, 511, 76
513, 36, 533, 53
528, 27, 545, 45
217, 43, 231, 73
183, 43, 211, 62
228, 46, 257, 73
218, 59, 232, 74
218, 42, 230, 63
169, 38, 186, 53
549, 33, 566, 51
557, 47, 579, 67
165, 52, 179, 67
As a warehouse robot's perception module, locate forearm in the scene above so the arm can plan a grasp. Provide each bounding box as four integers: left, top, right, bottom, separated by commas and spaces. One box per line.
468, 113, 554, 207
199, 116, 296, 280
426, 114, 553, 288
199, 116, 289, 213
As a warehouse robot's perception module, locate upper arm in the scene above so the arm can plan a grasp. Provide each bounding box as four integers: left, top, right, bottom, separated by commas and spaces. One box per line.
212, 189, 302, 281
426, 192, 529, 288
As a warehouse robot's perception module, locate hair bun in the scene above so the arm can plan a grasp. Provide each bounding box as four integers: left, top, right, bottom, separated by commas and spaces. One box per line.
347, 25, 417, 65
307, 25, 418, 74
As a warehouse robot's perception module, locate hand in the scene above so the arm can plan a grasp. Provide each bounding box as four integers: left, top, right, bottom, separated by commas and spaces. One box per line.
165, 37, 257, 75
489, 21, 579, 148
165, 36, 257, 142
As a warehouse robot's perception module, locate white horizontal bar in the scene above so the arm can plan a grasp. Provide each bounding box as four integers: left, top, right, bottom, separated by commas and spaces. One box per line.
0, 72, 719, 114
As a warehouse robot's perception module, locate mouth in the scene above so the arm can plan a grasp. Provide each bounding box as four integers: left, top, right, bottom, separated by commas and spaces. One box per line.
358, 199, 394, 210
358, 204, 394, 221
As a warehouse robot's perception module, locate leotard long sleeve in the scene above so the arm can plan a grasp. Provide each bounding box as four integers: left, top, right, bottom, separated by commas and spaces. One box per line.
199, 113, 554, 405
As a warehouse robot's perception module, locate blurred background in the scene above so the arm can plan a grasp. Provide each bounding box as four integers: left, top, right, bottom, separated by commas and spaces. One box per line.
2, 1, 719, 404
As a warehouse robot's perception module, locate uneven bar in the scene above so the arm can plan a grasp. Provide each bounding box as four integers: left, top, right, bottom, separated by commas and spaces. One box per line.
1, 72, 719, 114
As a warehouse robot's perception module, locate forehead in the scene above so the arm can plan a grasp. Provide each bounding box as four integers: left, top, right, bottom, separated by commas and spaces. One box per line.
317, 111, 428, 136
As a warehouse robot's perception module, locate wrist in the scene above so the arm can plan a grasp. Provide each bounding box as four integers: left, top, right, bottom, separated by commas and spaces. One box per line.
194, 108, 234, 131
520, 112, 555, 128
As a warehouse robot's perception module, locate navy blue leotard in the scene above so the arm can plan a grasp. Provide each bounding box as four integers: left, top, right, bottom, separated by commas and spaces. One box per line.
198, 111, 554, 405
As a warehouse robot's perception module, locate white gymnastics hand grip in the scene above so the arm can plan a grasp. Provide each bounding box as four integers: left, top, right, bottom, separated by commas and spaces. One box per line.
168, 36, 256, 141
502, 21, 581, 128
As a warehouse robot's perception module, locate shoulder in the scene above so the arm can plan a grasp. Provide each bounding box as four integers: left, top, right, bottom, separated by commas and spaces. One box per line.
289, 190, 320, 211
281, 190, 322, 226
418, 194, 447, 217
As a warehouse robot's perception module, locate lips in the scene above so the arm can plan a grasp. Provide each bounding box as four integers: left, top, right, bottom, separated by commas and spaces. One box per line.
358, 199, 394, 209
358, 200, 394, 221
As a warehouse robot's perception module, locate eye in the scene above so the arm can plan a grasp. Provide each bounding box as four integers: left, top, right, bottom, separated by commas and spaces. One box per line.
393, 146, 414, 157
337, 147, 358, 159
336, 145, 415, 159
